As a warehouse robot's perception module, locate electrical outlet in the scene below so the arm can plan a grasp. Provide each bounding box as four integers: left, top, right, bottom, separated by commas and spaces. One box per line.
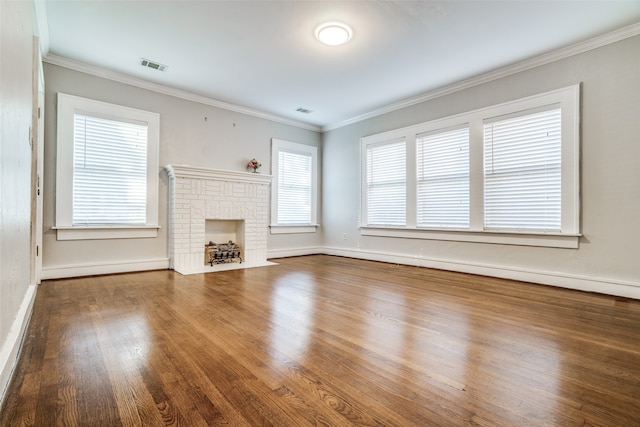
343, 233, 348, 240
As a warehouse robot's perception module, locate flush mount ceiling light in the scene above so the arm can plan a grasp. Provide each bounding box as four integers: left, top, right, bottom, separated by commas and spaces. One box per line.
315, 22, 353, 46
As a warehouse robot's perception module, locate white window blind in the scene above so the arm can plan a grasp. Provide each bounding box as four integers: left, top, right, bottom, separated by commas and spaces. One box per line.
73, 114, 148, 225
277, 150, 312, 224
366, 140, 406, 226
417, 127, 469, 228
484, 107, 562, 231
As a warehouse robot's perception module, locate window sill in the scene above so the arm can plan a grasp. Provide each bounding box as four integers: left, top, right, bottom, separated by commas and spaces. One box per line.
54, 225, 160, 241
270, 225, 318, 235
360, 226, 580, 249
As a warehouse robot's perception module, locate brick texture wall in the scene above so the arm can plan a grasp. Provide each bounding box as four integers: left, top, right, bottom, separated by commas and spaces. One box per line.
166, 165, 271, 274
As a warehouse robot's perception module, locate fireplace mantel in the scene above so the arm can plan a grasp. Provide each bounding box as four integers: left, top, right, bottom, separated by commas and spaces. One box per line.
165, 164, 273, 275
165, 164, 272, 184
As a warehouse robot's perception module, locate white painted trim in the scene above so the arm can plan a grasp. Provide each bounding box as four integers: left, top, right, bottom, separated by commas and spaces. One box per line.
55, 93, 160, 236
0, 284, 37, 407
41, 258, 170, 280
360, 227, 580, 249
359, 85, 580, 243
270, 225, 318, 234
271, 246, 640, 300
321, 247, 640, 300
270, 138, 319, 228
42, 23, 640, 134
165, 164, 272, 185
267, 246, 324, 259
54, 226, 160, 241
323, 22, 640, 131
37, 244, 640, 299
43, 54, 321, 133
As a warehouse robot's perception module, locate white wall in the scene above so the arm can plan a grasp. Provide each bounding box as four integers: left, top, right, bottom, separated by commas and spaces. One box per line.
41, 64, 322, 278
322, 35, 640, 298
0, 0, 38, 403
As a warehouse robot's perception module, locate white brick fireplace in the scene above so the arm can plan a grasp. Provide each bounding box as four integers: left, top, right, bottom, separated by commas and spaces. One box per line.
165, 164, 273, 275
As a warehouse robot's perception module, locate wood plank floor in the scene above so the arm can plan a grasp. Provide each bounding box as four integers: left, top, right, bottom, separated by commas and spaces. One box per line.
2, 255, 640, 426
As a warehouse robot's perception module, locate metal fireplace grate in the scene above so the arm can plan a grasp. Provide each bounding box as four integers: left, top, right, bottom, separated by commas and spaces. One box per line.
204, 241, 243, 266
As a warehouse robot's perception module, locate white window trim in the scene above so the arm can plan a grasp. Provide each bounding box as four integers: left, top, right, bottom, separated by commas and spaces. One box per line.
54, 93, 160, 240
269, 225, 317, 234
270, 138, 319, 234
360, 227, 579, 249
360, 85, 581, 249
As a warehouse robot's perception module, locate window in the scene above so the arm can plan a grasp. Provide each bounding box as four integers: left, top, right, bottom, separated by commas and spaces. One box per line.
72, 114, 148, 225
365, 139, 406, 226
484, 107, 561, 231
55, 93, 160, 240
361, 85, 580, 248
417, 127, 469, 228
271, 138, 318, 234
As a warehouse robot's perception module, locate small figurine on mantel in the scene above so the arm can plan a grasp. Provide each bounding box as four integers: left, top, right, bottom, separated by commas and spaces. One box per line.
247, 158, 261, 173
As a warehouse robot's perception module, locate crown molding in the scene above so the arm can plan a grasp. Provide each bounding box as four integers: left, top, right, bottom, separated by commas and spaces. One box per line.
322, 22, 640, 132
43, 54, 321, 133
42, 21, 640, 134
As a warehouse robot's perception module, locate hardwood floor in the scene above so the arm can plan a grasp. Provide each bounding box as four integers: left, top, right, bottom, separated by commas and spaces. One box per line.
2, 255, 639, 426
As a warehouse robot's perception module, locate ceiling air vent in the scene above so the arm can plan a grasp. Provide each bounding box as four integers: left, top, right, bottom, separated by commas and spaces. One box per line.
296, 107, 313, 114
140, 58, 168, 72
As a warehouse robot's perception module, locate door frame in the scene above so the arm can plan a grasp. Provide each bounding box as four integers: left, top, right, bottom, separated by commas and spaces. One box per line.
30, 36, 44, 285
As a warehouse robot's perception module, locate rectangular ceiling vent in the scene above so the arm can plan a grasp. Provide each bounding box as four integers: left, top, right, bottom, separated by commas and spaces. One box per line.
296, 107, 313, 114
140, 58, 168, 72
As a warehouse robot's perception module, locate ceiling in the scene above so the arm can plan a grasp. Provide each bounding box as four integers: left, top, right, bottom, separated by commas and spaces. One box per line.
42, 1, 640, 130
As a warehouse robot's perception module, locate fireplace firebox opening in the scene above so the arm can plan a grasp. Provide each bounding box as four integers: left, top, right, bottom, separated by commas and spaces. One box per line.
204, 219, 245, 267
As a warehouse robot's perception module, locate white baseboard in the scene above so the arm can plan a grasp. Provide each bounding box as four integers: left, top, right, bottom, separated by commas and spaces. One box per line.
40, 248, 640, 300
0, 284, 37, 407
267, 246, 324, 259
42, 258, 170, 280
273, 246, 640, 300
